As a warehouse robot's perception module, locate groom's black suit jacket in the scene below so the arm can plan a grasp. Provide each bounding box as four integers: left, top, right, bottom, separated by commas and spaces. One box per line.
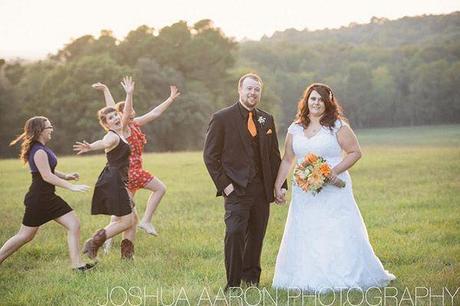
203, 102, 287, 203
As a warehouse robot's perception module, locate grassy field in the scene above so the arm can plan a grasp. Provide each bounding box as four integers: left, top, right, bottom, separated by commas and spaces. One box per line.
0, 125, 459, 305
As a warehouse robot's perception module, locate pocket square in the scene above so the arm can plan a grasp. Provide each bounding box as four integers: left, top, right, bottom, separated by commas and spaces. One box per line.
266, 129, 273, 135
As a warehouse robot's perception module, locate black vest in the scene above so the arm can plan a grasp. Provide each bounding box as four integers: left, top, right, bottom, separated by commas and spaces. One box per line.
244, 114, 263, 183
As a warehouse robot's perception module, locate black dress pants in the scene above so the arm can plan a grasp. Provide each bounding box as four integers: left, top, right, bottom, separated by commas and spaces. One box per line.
224, 178, 269, 287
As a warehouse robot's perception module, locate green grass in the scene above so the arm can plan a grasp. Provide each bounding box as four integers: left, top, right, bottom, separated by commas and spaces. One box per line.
0, 125, 459, 305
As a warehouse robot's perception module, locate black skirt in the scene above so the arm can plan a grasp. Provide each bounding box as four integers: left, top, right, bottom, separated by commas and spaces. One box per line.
23, 192, 73, 227
91, 166, 132, 217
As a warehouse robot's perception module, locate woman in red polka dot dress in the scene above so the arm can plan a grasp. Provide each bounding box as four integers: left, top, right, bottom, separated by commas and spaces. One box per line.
93, 82, 180, 237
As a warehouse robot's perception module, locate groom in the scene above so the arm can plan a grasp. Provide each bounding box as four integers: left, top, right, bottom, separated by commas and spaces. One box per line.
203, 73, 287, 289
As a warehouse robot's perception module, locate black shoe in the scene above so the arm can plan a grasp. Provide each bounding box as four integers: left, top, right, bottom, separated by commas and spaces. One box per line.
224, 285, 242, 294
242, 280, 259, 288
73, 262, 97, 272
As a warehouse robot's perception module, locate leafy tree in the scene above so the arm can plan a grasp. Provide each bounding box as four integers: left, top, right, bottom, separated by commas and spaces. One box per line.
1, 13, 459, 157
116, 25, 158, 66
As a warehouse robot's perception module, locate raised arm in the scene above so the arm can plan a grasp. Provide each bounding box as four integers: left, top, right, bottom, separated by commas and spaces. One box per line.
73, 132, 119, 155
133, 85, 180, 126
92, 82, 116, 107
274, 133, 296, 203
120, 76, 135, 129
34, 150, 89, 192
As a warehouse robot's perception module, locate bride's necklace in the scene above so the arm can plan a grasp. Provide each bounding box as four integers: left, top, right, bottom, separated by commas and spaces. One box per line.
304, 125, 321, 138
304, 117, 323, 136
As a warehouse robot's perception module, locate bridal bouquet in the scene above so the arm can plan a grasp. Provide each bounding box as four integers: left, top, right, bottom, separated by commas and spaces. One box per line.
293, 153, 346, 195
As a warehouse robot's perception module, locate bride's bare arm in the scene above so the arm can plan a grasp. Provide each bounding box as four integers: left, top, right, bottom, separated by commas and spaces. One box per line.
333, 125, 362, 177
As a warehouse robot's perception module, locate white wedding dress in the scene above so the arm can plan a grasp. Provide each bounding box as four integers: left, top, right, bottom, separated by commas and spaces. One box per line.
272, 120, 395, 291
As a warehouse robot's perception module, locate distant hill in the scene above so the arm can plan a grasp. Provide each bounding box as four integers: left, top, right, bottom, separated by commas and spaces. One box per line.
264, 12, 460, 47
238, 12, 460, 130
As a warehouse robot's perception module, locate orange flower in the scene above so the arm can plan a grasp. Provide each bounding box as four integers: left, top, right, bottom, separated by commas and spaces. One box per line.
298, 180, 309, 191
306, 153, 318, 164
294, 175, 302, 185
307, 177, 322, 188
306, 167, 320, 183
320, 164, 331, 176
311, 166, 323, 178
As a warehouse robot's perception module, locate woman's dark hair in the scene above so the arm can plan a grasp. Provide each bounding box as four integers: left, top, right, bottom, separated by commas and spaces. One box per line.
9, 116, 48, 163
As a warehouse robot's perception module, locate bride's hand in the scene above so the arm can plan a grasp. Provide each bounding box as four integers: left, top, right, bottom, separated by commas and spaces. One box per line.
275, 188, 287, 205
328, 170, 340, 186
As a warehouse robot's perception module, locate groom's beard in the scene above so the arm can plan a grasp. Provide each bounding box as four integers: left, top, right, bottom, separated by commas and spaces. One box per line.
241, 95, 260, 109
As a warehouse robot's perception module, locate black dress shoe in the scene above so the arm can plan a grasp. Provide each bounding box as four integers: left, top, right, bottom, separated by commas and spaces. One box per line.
242, 280, 259, 288
224, 285, 242, 293
73, 263, 97, 272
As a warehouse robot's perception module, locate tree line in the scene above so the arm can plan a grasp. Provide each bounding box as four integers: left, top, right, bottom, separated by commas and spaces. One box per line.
239, 12, 460, 131
1, 13, 459, 157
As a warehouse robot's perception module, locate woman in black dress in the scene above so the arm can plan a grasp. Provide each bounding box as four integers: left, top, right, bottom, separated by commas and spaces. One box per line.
73, 76, 136, 260
0, 116, 95, 271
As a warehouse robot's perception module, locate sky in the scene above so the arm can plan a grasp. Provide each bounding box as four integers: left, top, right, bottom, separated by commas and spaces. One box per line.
1, 0, 459, 59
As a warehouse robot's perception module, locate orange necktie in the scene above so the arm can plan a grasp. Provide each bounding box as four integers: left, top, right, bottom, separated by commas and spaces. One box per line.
248, 112, 257, 137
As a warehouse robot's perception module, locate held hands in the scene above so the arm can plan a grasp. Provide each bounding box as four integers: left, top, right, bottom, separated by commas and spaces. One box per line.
91, 82, 108, 91
274, 188, 287, 205
121, 76, 135, 95
169, 85, 181, 100
73, 141, 91, 155
65, 172, 80, 181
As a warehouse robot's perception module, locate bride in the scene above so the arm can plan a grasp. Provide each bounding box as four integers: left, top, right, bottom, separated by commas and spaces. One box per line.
272, 83, 395, 291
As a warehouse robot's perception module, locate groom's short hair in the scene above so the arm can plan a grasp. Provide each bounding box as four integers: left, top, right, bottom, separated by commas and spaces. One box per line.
238, 73, 263, 89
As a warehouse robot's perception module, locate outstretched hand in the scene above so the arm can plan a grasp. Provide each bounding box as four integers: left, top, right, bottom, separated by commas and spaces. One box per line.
121, 76, 135, 95
169, 85, 181, 100
65, 172, 80, 181
69, 184, 90, 192
73, 141, 91, 155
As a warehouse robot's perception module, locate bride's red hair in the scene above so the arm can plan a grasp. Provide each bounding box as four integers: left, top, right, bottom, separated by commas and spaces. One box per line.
296, 83, 347, 129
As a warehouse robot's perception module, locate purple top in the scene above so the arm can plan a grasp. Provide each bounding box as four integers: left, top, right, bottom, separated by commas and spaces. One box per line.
28, 142, 57, 173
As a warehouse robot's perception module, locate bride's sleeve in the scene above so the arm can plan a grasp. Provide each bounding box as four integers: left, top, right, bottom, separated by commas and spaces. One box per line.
287, 122, 302, 135
333, 119, 349, 134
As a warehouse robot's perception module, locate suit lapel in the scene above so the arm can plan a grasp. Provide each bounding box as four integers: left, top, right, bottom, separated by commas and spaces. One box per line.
255, 109, 267, 157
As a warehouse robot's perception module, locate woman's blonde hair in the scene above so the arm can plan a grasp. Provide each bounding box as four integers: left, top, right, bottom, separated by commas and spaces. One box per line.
97, 106, 118, 131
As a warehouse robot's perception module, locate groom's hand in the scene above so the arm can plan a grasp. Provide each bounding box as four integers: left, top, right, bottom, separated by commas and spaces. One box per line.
275, 188, 287, 205
224, 183, 234, 196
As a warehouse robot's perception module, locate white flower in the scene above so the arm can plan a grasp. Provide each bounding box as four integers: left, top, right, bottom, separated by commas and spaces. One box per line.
257, 116, 266, 125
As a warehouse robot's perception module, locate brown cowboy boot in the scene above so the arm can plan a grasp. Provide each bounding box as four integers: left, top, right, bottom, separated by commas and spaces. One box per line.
83, 229, 107, 259
120, 239, 134, 260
